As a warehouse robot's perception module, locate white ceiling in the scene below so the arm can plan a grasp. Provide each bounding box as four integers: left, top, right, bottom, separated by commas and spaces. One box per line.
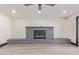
0, 4, 79, 18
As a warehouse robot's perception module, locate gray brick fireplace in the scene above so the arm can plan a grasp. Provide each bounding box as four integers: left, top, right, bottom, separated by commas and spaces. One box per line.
26, 27, 54, 40
8, 27, 70, 44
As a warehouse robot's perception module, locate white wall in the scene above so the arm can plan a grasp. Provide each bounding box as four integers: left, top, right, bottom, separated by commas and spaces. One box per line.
0, 12, 76, 43
0, 11, 78, 44
12, 17, 66, 38
0, 12, 77, 43
65, 17, 76, 43
0, 13, 12, 44
65, 12, 79, 43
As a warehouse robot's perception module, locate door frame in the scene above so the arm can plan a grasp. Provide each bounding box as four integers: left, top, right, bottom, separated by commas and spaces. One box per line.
76, 16, 79, 46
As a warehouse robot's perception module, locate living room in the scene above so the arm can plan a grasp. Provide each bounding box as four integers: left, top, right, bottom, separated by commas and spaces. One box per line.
0, 4, 79, 54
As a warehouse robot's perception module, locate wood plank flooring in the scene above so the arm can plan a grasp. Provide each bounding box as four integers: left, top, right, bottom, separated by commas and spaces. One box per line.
0, 43, 78, 55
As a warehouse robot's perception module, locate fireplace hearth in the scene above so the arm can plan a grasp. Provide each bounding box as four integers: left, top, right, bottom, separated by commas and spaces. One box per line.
33, 30, 46, 39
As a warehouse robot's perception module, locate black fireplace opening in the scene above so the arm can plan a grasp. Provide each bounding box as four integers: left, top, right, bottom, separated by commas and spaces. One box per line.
33, 30, 46, 39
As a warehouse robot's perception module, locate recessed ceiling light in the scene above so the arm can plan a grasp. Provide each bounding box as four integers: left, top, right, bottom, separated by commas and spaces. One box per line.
12, 9, 16, 14
63, 10, 67, 14
38, 10, 41, 13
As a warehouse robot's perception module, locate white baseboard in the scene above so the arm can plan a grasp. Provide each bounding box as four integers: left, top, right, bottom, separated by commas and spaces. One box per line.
0, 40, 8, 45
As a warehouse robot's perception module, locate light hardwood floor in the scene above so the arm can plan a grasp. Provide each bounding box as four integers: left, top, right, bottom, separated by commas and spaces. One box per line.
0, 43, 79, 55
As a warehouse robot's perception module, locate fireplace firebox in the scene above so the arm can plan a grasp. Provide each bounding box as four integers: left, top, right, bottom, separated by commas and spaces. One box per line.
33, 30, 46, 39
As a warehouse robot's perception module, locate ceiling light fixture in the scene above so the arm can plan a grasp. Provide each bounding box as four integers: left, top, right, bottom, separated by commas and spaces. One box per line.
63, 10, 67, 14
12, 9, 16, 14
38, 10, 41, 13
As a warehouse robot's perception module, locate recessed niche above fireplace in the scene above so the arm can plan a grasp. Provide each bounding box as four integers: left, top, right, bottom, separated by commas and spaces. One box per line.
26, 26, 54, 40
